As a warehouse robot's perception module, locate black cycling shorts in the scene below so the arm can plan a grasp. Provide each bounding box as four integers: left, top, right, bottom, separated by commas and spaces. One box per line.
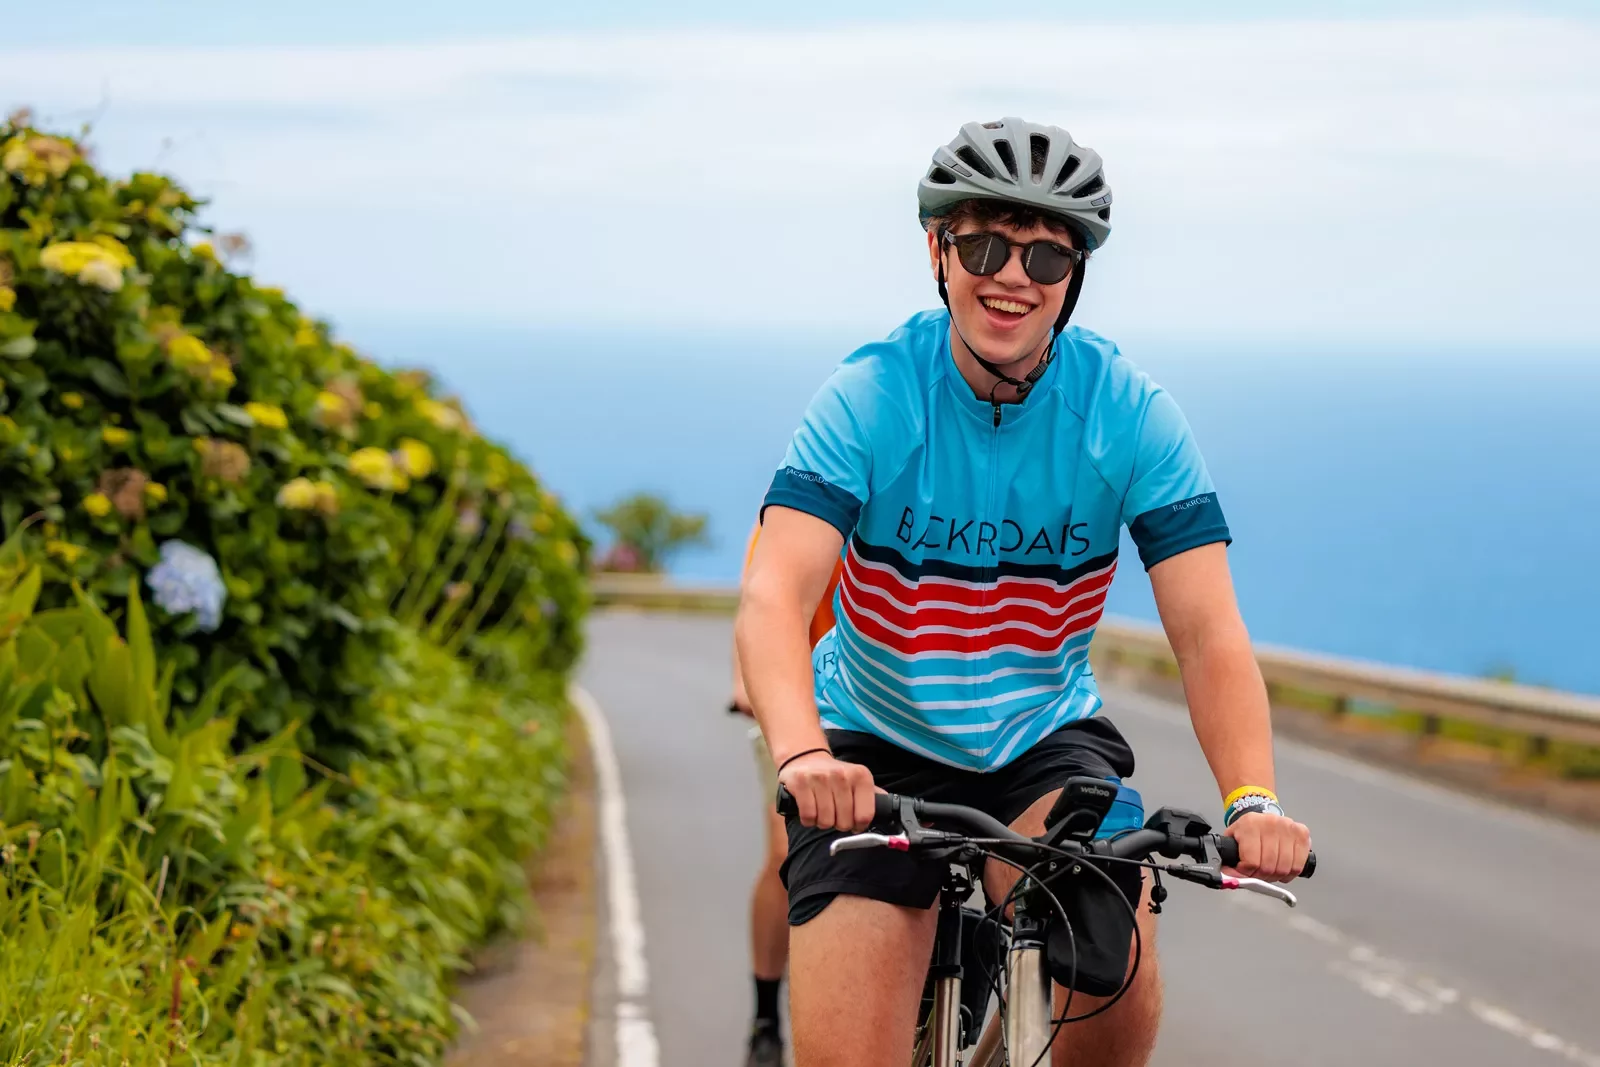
779, 716, 1142, 927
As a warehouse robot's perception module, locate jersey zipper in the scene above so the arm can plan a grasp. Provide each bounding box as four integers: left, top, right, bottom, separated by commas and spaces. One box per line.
979, 400, 1003, 750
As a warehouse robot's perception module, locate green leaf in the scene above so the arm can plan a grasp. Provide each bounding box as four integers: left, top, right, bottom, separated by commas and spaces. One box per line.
215, 403, 256, 427
84, 357, 130, 396
124, 576, 156, 704
0, 336, 36, 360
88, 634, 134, 731
266, 753, 307, 810
7, 564, 42, 619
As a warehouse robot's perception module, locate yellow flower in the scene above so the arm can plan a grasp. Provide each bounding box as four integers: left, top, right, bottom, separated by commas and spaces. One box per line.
243, 402, 289, 430
532, 512, 553, 534
77, 258, 124, 292
313, 480, 340, 516
211, 362, 236, 388
0, 287, 13, 313
313, 390, 355, 430
348, 447, 398, 489
276, 477, 319, 510
417, 399, 463, 432
193, 240, 217, 262
45, 540, 88, 565
363, 401, 382, 419
39, 240, 133, 293
144, 482, 168, 504
61, 392, 84, 410
556, 541, 579, 567
166, 333, 212, 370
394, 438, 435, 479
90, 235, 136, 266
82, 493, 113, 518
101, 426, 132, 448
293, 320, 319, 348
1, 135, 76, 185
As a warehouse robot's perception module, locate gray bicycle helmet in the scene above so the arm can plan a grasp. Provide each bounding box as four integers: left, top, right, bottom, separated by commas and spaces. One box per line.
918, 117, 1112, 251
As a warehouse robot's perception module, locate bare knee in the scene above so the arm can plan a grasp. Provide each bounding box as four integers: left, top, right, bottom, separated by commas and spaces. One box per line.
789, 895, 936, 1067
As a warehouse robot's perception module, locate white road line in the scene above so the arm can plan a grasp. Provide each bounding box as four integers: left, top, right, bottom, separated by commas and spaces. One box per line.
573, 684, 660, 1067
1226, 891, 1600, 1065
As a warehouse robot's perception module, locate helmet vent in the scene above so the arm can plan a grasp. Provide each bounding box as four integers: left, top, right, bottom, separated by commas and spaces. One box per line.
1097, 206, 1111, 221
927, 166, 958, 185
1072, 175, 1105, 199
1029, 135, 1049, 181
993, 139, 1018, 180
955, 146, 996, 180
1052, 155, 1081, 191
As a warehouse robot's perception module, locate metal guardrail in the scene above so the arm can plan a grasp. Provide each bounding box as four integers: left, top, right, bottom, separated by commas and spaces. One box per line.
590, 575, 1600, 749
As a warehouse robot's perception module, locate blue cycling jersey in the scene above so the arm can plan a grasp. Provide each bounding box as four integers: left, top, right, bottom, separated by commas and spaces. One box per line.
763, 309, 1230, 771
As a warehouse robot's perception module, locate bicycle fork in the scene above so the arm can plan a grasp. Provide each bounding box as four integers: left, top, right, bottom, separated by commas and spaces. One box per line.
1003, 886, 1052, 1065
962, 880, 1052, 1067
924, 886, 966, 1067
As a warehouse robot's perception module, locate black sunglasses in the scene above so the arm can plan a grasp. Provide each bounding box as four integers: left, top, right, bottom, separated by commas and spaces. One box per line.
940, 230, 1084, 286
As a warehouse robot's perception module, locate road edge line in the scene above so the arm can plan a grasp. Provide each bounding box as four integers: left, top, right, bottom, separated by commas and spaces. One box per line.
571, 684, 660, 1067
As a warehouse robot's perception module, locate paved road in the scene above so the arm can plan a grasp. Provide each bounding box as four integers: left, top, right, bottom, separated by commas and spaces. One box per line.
580, 610, 1600, 1067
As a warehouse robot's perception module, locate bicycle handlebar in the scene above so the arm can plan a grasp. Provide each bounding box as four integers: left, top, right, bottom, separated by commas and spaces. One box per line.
774, 786, 1316, 879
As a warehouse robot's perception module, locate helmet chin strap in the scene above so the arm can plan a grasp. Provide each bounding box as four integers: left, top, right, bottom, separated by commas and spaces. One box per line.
937, 249, 1087, 405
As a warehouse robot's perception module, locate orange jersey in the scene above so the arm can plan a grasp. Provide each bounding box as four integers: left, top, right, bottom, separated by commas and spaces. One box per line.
743, 523, 841, 649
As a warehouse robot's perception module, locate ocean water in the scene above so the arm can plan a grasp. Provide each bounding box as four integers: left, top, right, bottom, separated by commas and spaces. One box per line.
345, 320, 1600, 695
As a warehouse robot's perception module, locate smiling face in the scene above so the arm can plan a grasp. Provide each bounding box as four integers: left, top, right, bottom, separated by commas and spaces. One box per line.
925, 203, 1081, 372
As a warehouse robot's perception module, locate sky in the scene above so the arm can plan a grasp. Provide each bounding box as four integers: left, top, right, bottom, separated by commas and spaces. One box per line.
2, 3, 1597, 344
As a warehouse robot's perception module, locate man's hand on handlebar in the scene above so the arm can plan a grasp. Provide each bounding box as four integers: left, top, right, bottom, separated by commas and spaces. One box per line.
776, 751, 880, 833
1222, 810, 1313, 883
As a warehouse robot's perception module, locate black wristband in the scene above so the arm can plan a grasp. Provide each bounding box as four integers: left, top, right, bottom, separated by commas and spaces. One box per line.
776, 747, 832, 776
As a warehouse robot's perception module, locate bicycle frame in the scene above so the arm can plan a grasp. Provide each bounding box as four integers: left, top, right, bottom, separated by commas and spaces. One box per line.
911, 865, 1055, 1067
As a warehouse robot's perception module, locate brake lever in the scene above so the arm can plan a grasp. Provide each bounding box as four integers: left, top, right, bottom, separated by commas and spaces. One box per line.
830, 832, 910, 856
1222, 875, 1298, 907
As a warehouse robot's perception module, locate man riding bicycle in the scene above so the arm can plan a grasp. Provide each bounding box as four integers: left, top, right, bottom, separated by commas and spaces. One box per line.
735, 118, 1312, 1067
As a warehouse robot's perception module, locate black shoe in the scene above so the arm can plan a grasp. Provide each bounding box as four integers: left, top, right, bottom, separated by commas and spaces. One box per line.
745, 1021, 784, 1067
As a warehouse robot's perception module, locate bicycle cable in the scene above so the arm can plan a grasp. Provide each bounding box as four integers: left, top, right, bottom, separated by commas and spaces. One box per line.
969, 840, 1154, 1067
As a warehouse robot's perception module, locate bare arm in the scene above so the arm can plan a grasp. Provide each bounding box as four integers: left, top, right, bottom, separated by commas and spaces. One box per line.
1148, 542, 1274, 796
1149, 542, 1310, 881
736, 506, 875, 831
735, 506, 842, 765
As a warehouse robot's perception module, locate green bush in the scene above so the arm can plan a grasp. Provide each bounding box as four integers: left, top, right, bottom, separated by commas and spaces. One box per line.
0, 544, 567, 1063
0, 116, 588, 1061
0, 116, 589, 754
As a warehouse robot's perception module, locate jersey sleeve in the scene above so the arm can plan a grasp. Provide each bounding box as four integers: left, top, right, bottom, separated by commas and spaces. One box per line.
1121, 388, 1232, 570
762, 373, 871, 538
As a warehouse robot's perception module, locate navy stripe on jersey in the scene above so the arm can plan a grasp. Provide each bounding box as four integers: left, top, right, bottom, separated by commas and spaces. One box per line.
1127, 493, 1231, 570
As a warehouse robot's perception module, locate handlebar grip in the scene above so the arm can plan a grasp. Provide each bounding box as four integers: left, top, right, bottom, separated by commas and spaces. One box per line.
774, 785, 903, 826
1214, 836, 1316, 878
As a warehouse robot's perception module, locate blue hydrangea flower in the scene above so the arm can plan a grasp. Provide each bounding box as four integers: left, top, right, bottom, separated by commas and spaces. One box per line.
146, 541, 227, 632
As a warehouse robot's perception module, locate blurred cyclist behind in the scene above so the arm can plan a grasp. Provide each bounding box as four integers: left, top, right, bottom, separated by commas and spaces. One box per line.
730, 522, 841, 1067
